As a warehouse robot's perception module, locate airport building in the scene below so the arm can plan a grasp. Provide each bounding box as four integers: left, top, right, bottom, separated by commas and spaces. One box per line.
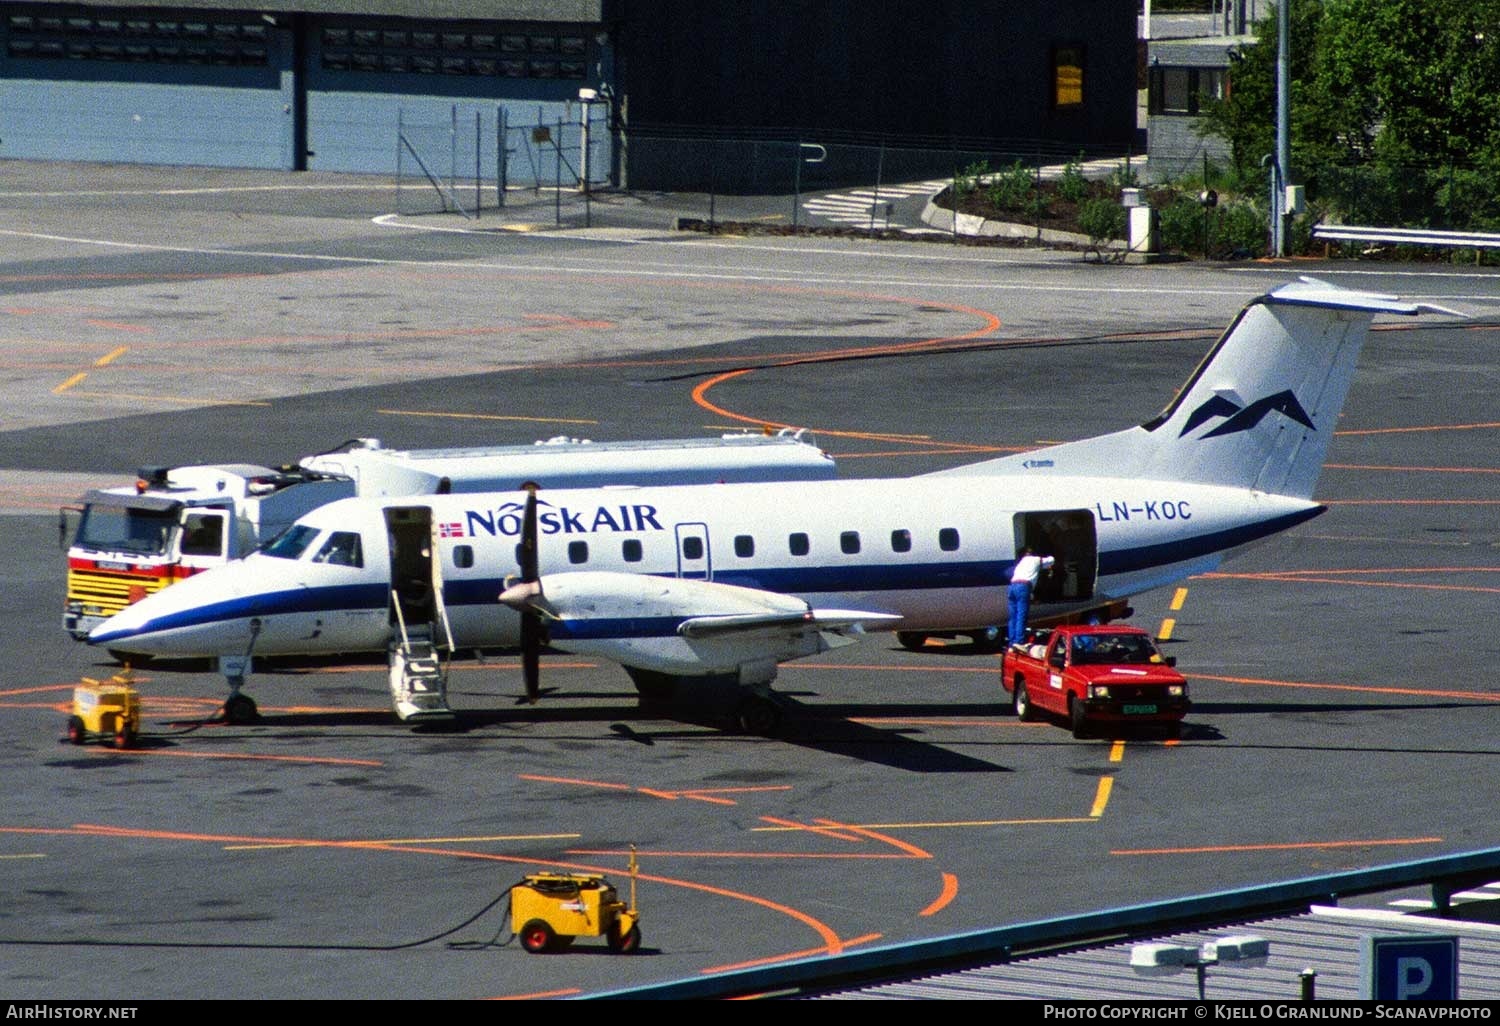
0, 1, 1138, 188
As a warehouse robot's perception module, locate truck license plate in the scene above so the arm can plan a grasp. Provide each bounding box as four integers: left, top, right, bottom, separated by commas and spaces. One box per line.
1122, 703, 1158, 715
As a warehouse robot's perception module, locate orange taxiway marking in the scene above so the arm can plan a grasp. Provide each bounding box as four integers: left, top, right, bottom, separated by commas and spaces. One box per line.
921, 873, 960, 917
519, 773, 791, 805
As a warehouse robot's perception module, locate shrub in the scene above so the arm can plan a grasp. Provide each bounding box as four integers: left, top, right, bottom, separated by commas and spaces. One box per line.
1078, 197, 1126, 245
1057, 154, 1090, 204
954, 160, 989, 200
986, 160, 1035, 211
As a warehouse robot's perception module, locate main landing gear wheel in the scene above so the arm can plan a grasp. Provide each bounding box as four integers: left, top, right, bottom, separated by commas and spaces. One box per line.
896, 631, 928, 651
519, 918, 557, 954
735, 695, 782, 736
223, 693, 259, 724
607, 922, 642, 953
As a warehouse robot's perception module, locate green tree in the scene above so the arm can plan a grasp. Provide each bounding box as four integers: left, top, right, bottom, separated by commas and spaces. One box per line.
1203, 0, 1500, 228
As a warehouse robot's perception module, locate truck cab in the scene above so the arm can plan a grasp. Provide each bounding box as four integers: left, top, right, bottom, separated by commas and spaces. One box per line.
1001, 624, 1190, 739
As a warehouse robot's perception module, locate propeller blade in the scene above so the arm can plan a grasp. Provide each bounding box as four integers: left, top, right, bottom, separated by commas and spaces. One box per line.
520, 610, 541, 705
519, 487, 539, 583
519, 486, 540, 704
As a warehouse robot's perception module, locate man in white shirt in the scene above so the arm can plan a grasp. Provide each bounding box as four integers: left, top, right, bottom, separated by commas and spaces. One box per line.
1007, 547, 1055, 648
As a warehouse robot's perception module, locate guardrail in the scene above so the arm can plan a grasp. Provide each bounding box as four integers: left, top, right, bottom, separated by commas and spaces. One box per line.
1313, 223, 1500, 259
584, 844, 1500, 1000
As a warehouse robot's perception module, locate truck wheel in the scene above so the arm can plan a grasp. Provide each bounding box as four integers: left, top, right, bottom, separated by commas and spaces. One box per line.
519, 919, 556, 954
1069, 697, 1090, 739
1014, 681, 1035, 721
112, 726, 134, 750
1164, 720, 1182, 741
66, 716, 86, 745
608, 923, 642, 953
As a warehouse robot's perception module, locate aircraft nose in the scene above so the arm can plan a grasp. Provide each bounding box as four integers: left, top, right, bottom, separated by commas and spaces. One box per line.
85, 557, 261, 656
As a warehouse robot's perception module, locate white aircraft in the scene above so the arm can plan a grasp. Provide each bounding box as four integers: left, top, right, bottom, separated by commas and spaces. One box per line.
88, 279, 1454, 732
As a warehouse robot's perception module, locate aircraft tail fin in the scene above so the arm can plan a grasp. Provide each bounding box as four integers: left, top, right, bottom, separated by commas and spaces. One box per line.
933, 279, 1458, 499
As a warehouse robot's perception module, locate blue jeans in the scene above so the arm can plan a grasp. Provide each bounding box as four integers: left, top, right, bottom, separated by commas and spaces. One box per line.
1007, 581, 1032, 646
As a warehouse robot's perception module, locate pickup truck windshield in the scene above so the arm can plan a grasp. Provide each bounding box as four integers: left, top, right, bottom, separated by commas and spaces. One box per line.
1071, 634, 1159, 665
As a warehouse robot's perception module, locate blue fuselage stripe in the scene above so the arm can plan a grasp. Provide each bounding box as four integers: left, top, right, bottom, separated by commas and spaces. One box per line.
91, 508, 1323, 643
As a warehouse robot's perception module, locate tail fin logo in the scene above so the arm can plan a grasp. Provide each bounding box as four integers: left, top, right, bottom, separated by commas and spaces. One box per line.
1179, 389, 1315, 439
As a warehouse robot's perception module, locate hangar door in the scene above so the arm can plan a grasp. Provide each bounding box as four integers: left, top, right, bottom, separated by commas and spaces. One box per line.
0, 6, 297, 169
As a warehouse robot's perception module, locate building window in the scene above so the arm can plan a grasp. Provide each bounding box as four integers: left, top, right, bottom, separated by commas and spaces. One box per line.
734, 535, 755, 558
1148, 66, 1225, 116
789, 532, 809, 557
1054, 45, 1084, 108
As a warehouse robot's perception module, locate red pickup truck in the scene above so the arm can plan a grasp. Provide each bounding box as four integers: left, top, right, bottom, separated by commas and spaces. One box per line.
1001, 624, 1190, 739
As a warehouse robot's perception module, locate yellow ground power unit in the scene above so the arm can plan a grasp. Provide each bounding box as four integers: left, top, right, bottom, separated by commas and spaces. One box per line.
511, 864, 641, 954
66, 673, 141, 749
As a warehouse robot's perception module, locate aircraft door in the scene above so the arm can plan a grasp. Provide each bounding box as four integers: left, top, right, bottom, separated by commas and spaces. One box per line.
674, 522, 712, 580
384, 506, 437, 628
1014, 509, 1097, 603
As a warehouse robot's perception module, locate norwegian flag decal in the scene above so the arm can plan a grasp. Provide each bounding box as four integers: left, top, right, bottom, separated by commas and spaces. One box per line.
438, 522, 465, 538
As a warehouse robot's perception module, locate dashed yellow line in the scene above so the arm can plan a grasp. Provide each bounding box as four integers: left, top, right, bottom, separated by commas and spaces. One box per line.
1109, 740, 1125, 763
1169, 587, 1188, 611
52, 371, 86, 394
1157, 618, 1176, 640
94, 346, 128, 367
1090, 777, 1113, 818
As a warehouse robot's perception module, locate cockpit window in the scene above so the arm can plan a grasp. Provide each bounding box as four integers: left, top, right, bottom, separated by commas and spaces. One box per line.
312, 531, 363, 568
261, 524, 320, 560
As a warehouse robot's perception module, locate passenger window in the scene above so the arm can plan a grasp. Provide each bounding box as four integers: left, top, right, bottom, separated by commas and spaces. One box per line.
568, 540, 588, 564
840, 531, 861, 554
789, 532, 809, 557
891, 529, 912, 553
312, 531, 363, 568
734, 535, 754, 558
452, 544, 474, 569
682, 536, 704, 560
939, 527, 960, 552
622, 539, 643, 563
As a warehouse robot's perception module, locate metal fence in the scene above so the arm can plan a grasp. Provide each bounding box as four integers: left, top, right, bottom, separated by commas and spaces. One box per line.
393, 120, 1143, 237
394, 104, 612, 220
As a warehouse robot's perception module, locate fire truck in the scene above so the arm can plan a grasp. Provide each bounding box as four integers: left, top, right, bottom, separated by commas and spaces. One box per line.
62, 432, 834, 641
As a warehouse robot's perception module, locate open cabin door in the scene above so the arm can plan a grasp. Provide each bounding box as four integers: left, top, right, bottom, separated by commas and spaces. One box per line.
383, 505, 454, 723
1014, 509, 1097, 604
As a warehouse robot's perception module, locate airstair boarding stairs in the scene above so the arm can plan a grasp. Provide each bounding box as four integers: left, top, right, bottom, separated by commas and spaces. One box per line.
388, 589, 456, 724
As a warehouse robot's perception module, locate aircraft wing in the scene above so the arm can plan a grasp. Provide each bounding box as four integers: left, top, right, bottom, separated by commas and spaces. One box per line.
501, 570, 901, 679
679, 607, 901, 639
